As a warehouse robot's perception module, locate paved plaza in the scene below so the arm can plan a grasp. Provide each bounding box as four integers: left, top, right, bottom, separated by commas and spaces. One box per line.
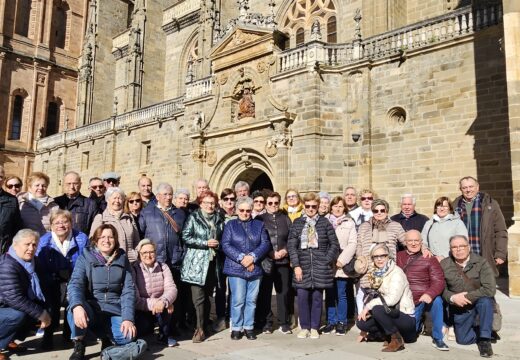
8, 283, 520, 360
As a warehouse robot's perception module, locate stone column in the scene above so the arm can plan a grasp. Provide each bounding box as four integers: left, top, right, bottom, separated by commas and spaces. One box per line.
503, 0, 520, 297
269, 112, 295, 196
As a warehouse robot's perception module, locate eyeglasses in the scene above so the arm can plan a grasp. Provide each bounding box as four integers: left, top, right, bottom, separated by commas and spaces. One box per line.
202, 201, 216, 206
6, 183, 22, 189
238, 209, 252, 213
139, 251, 155, 256
52, 221, 70, 226
373, 209, 386, 214
372, 254, 389, 260
91, 185, 105, 190
254, 199, 265, 204
267, 201, 279, 206
105, 178, 119, 184
223, 197, 236, 202
450, 245, 469, 251
406, 239, 421, 244
361, 196, 374, 201
128, 199, 141, 204
304, 204, 318, 209
436, 205, 449, 209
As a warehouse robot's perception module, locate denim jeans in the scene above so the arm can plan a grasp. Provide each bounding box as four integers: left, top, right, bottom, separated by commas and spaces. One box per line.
67, 302, 133, 346
326, 278, 348, 325
452, 296, 494, 345
228, 276, 261, 331
414, 296, 444, 341
135, 310, 172, 337
0, 308, 29, 349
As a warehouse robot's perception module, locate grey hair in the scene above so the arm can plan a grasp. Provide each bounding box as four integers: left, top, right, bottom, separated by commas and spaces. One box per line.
193, 178, 209, 186
156, 182, 173, 194
136, 238, 156, 253
449, 234, 469, 245
318, 191, 331, 201
63, 171, 81, 180
174, 188, 190, 198
236, 196, 253, 209
13, 229, 40, 244
344, 186, 356, 195
234, 181, 249, 192
105, 187, 125, 201
400, 194, 416, 205
370, 243, 392, 259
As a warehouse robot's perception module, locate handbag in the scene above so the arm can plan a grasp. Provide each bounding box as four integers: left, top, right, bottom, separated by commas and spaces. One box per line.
342, 256, 358, 277
261, 256, 273, 275
379, 295, 401, 318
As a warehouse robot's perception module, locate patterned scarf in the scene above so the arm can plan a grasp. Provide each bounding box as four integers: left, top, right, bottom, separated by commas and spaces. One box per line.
300, 214, 319, 249
368, 258, 393, 290
327, 214, 348, 230
457, 193, 482, 255
8, 245, 45, 302
92, 246, 121, 266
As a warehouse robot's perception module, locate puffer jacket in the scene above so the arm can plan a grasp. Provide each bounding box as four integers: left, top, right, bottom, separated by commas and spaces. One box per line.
67, 247, 135, 322
396, 250, 445, 305
327, 215, 357, 278
364, 261, 415, 315
0, 190, 23, 253
287, 215, 340, 289
356, 219, 406, 288
257, 211, 292, 265
181, 210, 225, 286
91, 209, 140, 262
440, 252, 496, 304
222, 218, 271, 280
421, 213, 468, 258
18, 192, 59, 236
139, 205, 186, 268
0, 253, 45, 319
132, 261, 177, 312
36, 229, 89, 282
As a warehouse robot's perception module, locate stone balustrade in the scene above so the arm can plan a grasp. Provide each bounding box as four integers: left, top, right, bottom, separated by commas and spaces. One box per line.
37, 97, 185, 151
163, 0, 200, 26
278, 4, 502, 73
185, 76, 213, 100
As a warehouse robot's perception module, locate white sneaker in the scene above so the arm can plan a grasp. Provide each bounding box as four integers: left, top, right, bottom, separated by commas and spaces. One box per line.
310, 329, 320, 339
297, 329, 310, 339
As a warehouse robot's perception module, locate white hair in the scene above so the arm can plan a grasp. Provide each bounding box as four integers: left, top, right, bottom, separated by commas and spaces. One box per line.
105, 187, 126, 201
174, 188, 190, 198
234, 181, 249, 192
13, 229, 40, 244
156, 182, 173, 194
400, 193, 416, 204
236, 196, 253, 208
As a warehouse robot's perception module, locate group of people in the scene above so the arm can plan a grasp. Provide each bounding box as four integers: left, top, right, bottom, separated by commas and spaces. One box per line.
0, 164, 508, 359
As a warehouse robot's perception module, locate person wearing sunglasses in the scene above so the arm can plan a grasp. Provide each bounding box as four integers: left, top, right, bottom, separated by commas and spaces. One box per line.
421, 196, 468, 262
54, 171, 99, 235
356, 243, 416, 352
221, 197, 270, 341
101, 172, 121, 189
124, 191, 144, 236
0, 166, 23, 254
348, 188, 376, 230
3, 175, 23, 197
219, 188, 237, 223
255, 191, 293, 335
88, 177, 107, 212
282, 188, 304, 222
251, 190, 266, 218
181, 190, 224, 343
288, 192, 339, 340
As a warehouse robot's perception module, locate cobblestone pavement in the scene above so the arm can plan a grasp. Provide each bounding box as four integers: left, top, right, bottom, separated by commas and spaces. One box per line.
8, 288, 519, 360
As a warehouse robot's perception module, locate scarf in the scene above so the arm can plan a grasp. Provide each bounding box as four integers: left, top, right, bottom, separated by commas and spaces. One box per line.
457, 193, 482, 255
109, 209, 124, 220
28, 192, 47, 211
201, 210, 218, 260
328, 214, 348, 230
300, 214, 319, 249
52, 231, 73, 256
92, 246, 120, 265
368, 258, 393, 290
8, 246, 45, 302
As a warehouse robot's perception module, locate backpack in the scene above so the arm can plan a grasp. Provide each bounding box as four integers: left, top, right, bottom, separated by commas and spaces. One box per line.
100, 339, 147, 360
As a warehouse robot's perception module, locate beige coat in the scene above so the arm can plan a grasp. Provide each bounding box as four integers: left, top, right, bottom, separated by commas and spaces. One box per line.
17, 192, 59, 236
333, 217, 358, 278
365, 261, 415, 315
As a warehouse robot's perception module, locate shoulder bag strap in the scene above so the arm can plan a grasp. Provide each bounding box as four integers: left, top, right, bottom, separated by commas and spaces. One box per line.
160, 210, 180, 233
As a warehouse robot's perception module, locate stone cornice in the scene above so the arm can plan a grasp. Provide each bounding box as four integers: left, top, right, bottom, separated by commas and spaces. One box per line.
162, 11, 200, 35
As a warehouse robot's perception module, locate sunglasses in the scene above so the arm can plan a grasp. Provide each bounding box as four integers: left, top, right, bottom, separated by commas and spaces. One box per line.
105, 178, 119, 184
267, 201, 279, 206
305, 204, 318, 209
238, 209, 252, 213
372, 254, 389, 260
254, 199, 265, 204
6, 183, 22, 189
91, 185, 105, 190
373, 209, 387, 214
128, 199, 141, 204
361, 196, 374, 201
223, 197, 236, 202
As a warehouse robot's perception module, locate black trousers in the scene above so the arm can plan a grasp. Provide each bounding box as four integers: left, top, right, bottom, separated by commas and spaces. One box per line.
190, 260, 216, 330
356, 305, 417, 343
255, 264, 291, 328
169, 266, 194, 328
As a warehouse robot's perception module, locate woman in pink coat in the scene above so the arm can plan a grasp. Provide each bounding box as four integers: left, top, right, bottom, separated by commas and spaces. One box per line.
132, 239, 178, 347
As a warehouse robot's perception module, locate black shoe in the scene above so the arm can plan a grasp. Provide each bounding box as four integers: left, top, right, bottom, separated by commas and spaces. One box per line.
321, 324, 335, 334
335, 323, 346, 336
69, 340, 85, 360
477, 339, 493, 358
244, 329, 257, 340
41, 334, 54, 351
101, 338, 112, 351
262, 324, 272, 334
230, 331, 243, 340
491, 331, 500, 343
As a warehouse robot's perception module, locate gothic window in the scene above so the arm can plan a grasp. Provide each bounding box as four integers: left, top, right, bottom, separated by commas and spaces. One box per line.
9, 95, 24, 140
15, 0, 31, 37
327, 16, 337, 43
53, 1, 69, 49
281, 0, 337, 48
185, 37, 200, 83
45, 102, 60, 137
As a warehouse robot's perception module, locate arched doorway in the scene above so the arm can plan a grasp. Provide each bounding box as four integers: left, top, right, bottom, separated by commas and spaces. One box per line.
234, 168, 274, 193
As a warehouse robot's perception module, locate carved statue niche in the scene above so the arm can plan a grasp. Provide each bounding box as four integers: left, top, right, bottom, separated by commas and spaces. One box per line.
233, 79, 257, 120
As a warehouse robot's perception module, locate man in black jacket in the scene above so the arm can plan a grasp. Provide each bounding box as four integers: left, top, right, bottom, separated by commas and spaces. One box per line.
390, 194, 429, 232
54, 171, 98, 234
0, 165, 23, 254
0, 229, 51, 360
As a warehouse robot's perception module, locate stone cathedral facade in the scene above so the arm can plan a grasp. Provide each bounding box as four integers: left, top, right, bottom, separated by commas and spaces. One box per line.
32, 1, 520, 294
